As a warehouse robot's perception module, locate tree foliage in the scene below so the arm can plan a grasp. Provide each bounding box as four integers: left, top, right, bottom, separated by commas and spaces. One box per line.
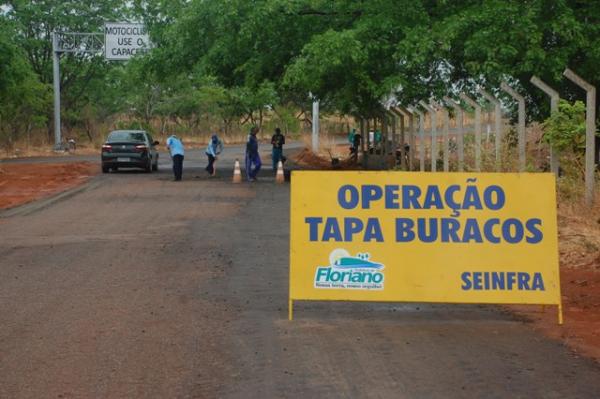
1, 0, 600, 147
0, 15, 49, 147
542, 100, 587, 152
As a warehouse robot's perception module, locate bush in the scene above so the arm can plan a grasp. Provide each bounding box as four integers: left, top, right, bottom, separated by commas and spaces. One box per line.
542, 100, 592, 181
542, 100, 586, 153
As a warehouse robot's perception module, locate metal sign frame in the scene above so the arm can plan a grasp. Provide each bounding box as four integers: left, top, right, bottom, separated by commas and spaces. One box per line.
52, 24, 149, 150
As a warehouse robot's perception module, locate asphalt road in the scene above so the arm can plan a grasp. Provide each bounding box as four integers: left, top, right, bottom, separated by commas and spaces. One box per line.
1, 151, 600, 398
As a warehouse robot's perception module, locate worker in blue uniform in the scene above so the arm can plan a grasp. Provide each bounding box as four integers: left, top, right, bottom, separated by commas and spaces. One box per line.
245, 127, 261, 182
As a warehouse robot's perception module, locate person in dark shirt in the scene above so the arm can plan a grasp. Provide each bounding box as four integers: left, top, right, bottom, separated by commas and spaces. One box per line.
245, 127, 262, 181
271, 127, 285, 171
350, 130, 362, 162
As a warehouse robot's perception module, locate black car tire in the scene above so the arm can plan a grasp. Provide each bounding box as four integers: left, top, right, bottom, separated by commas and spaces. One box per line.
152, 161, 158, 171
144, 160, 152, 173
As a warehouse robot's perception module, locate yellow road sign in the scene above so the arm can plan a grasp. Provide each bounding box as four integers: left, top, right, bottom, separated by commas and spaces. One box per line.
289, 171, 562, 323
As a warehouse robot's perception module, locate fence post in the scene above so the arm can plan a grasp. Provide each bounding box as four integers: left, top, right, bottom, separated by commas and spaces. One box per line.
530, 76, 560, 175
419, 101, 437, 172
389, 112, 397, 165
397, 107, 415, 171
311, 100, 320, 152
500, 82, 526, 172
409, 106, 426, 172
443, 96, 464, 172
478, 88, 503, 171
406, 108, 416, 170
460, 93, 482, 171
563, 68, 596, 205
360, 118, 367, 168
432, 101, 450, 172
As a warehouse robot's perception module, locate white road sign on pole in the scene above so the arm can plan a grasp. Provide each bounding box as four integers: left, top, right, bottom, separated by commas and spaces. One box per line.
104, 23, 150, 61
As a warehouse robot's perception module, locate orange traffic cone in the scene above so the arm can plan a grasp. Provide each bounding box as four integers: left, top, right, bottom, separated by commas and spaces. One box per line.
233, 159, 242, 183
276, 160, 284, 184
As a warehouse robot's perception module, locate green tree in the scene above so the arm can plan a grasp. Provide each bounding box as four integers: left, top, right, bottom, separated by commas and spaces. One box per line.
5, 0, 129, 139
0, 17, 49, 149
542, 100, 586, 152
542, 99, 598, 180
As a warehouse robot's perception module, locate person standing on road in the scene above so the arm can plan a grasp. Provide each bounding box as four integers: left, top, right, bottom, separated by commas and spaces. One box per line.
245, 127, 261, 182
270, 127, 285, 171
166, 134, 185, 181
350, 129, 362, 163
205, 134, 224, 176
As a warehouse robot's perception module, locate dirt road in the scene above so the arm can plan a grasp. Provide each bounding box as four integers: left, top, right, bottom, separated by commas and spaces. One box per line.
1, 165, 600, 398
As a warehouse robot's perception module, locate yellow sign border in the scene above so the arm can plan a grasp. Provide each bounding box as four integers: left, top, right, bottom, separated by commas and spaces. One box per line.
289, 171, 563, 324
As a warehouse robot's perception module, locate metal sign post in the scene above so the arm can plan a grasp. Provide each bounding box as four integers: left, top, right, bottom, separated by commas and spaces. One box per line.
52, 33, 61, 151
51, 32, 104, 150
51, 24, 149, 150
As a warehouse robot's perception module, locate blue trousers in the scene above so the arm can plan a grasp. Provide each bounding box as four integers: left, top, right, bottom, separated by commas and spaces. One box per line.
272, 148, 283, 170
245, 153, 261, 180
206, 154, 216, 175
172, 154, 184, 180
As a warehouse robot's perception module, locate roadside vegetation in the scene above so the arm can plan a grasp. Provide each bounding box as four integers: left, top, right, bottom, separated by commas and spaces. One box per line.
1, 1, 599, 153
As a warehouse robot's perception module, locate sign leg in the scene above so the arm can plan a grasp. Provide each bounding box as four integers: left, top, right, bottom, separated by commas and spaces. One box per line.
289, 299, 293, 321
558, 303, 563, 325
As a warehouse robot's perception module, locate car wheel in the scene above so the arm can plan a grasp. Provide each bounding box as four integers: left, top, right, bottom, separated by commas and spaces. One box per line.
144, 160, 152, 173
152, 162, 158, 171
102, 165, 109, 173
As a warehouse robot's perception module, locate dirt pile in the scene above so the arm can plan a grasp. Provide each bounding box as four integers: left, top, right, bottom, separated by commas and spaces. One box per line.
512, 196, 600, 361
0, 162, 97, 210
291, 146, 365, 170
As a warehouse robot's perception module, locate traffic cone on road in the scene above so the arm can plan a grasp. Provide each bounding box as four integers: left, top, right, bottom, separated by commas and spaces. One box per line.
276, 160, 284, 184
233, 159, 242, 183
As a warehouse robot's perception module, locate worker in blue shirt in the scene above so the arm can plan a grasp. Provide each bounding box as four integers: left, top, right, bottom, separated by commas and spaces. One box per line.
166, 134, 184, 181
245, 127, 261, 182
205, 134, 224, 176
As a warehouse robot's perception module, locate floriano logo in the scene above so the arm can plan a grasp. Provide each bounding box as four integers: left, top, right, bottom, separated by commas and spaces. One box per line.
314, 249, 385, 290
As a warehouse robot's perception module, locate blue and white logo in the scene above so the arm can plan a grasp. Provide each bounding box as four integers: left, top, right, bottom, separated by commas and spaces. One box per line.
314, 249, 385, 290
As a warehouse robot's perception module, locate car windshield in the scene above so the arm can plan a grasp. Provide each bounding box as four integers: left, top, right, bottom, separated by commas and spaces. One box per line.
107, 132, 146, 143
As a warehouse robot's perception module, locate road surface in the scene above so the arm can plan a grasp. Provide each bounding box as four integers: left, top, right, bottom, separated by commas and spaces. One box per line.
1, 148, 599, 398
